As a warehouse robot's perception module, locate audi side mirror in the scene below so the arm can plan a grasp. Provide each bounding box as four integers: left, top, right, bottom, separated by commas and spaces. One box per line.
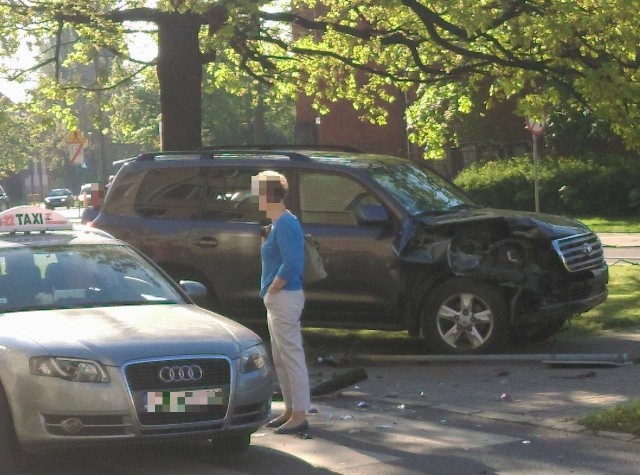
179, 280, 208, 305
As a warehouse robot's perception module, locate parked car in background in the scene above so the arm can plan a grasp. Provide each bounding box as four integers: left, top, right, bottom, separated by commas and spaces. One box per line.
94, 148, 608, 354
0, 205, 272, 470
78, 183, 92, 204
44, 188, 75, 209
0, 186, 8, 211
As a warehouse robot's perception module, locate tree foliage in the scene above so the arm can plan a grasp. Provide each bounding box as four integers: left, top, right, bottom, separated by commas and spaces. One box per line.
0, 0, 639, 158
268, 0, 640, 157
0, 100, 33, 178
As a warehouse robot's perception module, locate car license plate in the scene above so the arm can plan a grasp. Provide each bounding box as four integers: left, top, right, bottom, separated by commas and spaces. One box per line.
145, 388, 223, 413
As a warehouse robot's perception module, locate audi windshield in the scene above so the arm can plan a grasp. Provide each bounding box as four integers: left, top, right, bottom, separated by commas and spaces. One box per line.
368, 162, 476, 216
0, 244, 185, 313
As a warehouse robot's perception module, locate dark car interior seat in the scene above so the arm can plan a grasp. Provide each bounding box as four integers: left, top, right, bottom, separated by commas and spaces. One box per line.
44, 262, 71, 292
4, 253, 45, 308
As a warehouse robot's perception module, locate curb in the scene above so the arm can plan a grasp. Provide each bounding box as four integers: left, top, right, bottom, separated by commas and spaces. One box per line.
332, 391, 640, 444
347, 352, 634, 365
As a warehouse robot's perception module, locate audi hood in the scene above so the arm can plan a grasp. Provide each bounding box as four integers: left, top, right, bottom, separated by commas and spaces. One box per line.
0, 304, 263, 366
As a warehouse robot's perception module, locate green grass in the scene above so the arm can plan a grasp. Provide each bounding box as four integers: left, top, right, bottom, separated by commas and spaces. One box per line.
579, 400, 640, 436
572, 265, 640, 332
576, 216, 640, 233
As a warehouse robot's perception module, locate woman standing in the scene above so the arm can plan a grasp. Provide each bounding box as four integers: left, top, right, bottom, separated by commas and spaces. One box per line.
253, 170, 310, 435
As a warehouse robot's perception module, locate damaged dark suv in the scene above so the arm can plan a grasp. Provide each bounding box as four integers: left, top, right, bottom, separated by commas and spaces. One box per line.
94, 149, 608, 354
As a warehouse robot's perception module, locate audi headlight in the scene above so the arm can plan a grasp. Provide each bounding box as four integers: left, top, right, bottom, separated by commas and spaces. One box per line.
30, 357, 110, 383
239, 344, 268, 373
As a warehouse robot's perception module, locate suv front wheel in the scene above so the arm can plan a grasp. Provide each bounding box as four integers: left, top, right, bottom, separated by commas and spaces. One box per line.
421, 279, 509, 354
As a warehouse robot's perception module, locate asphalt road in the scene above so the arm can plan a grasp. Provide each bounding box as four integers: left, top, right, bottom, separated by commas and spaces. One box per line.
16, 397, 640, 475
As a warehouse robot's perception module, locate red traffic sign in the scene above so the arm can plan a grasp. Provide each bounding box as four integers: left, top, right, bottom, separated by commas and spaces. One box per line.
526, 117, 547, 136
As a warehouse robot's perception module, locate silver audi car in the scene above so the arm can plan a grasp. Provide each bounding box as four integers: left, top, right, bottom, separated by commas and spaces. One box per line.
0, 206, 272, 469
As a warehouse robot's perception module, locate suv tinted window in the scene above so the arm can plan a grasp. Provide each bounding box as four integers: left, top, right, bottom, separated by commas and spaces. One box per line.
134, 167, 203, 219
299, 172, 379, 225
201, 169, 262, 222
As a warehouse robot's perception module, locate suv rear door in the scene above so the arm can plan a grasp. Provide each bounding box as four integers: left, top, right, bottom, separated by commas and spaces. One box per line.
98, 165, 203, 268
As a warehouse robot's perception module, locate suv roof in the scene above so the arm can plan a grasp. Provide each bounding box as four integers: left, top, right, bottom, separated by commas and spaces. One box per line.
114, 148, 406, 170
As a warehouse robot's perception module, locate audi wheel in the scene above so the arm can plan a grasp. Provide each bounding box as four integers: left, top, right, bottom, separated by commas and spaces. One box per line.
421, 278, 509, 354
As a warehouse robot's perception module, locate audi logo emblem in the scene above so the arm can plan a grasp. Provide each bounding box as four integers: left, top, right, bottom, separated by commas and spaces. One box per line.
158, 365, 204, 383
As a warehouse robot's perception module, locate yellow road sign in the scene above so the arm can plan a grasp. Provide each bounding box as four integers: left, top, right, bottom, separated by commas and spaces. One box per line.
66, 129, 85, 145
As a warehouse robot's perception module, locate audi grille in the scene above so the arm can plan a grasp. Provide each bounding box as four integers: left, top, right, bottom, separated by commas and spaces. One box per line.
124, 357, 231, 426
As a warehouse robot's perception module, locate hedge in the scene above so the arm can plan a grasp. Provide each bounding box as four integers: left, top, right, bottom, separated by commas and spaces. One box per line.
453, 155, 640, 217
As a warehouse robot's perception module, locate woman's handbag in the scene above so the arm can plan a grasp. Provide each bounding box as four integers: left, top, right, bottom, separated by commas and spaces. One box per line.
303, 234, 327, 284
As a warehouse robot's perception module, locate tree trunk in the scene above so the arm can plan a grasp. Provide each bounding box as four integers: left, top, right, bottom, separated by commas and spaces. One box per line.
254, 93, 266, 144
157, 13, 202, 151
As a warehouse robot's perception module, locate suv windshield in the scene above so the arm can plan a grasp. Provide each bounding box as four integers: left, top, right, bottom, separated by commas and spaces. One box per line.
369, 162, 475, 216
0, 244, 185, 313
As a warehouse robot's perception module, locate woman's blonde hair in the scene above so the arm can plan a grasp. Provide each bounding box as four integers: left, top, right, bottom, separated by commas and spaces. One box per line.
252, 171, 288, 203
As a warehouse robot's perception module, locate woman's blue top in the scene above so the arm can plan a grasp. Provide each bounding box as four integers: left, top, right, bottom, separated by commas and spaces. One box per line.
260, 211, 304, 298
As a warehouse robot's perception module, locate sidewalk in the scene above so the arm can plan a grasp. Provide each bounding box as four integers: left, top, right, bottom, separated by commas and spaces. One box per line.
598, 232, 640, 247
311, 331, 640, 443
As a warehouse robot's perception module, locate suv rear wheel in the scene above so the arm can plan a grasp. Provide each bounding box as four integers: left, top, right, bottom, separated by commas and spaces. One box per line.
421, 279, 509, 354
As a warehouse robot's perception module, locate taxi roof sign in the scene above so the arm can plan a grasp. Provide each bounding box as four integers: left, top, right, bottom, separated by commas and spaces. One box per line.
0, 206, 73, 233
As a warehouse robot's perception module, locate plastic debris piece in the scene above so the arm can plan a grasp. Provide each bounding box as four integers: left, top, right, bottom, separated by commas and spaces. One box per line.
440, 419, 447, 424
310, 368, 368, 396
340, 415, 354, 420
317, 356, 339, 367
354, 385, 360, 389
500, 393, 511, 401
397, 404, 406, 410
419, 391, 425, 397
560, 371, 597, 379
522, 440, 531, 444
357, 401, 369, 408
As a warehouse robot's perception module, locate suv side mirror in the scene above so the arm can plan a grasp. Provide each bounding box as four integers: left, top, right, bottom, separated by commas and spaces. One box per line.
355, 204, 389, 226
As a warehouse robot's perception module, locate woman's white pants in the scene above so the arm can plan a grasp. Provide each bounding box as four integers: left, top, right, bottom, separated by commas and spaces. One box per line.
264, 289, 310, 412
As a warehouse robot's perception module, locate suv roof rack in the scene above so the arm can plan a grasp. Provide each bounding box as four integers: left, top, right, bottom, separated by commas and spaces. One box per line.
200, 144, 363, 153
134, 150, 312, 161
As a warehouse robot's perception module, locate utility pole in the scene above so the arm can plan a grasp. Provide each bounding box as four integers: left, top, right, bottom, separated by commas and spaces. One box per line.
525, 117, 547, 213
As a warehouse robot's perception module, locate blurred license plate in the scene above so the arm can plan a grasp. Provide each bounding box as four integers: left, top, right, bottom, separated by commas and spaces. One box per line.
145, 388, 223, 413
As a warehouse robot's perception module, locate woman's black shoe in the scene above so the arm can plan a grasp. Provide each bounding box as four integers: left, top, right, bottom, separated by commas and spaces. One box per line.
265, 418, 286, 428
273, 420, 309, 435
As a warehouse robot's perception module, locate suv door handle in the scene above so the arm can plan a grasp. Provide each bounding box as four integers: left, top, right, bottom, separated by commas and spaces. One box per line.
194, 237, 219, 248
